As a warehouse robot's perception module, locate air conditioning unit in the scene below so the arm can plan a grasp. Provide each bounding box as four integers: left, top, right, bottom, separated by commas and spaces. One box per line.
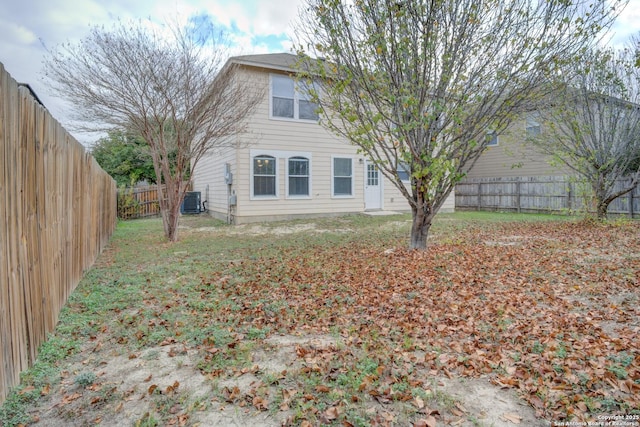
181, 191, 201, 214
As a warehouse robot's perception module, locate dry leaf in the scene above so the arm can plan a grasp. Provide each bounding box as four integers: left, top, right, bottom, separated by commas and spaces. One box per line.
502, 413, 522, 424
18, 386, 35, 395
62, 392, 82, 404
455, 402, 467, 412
414, 395, 425, 409
324, 406, 339, 420
252, 396, 267, 410
165, 380, 180, 394
413, 416, 437, 427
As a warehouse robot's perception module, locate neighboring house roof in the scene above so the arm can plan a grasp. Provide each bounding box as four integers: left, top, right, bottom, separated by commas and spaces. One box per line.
231, 53, 300, 73
17, 82, 46, 108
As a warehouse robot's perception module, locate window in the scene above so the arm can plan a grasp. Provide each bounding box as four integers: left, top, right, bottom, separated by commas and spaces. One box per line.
288, 157, 309, 197
367, 163, 379, 186
253, 155, 276, 197
397, 162, 411, 182
486, 130, 499, 146
272, 75, 294, 119
271, 74, 319, 121
298, 81, 319, 121
526, 114, 541, 136
333, 157, 353, 196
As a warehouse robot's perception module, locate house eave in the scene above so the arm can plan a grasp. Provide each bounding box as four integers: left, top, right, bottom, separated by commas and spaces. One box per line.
226, 53, 302, 74
230, 58, 295, 74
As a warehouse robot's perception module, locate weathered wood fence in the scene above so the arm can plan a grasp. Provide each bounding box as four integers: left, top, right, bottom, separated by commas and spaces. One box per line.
456, 176, 640, 217
117, 185, 163, 219
1, 63, 117, 404
117, 183, 195, 219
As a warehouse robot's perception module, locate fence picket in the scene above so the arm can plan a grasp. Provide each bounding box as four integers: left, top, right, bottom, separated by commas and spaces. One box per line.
456, 176, 639, 217
0, 63, 117, 403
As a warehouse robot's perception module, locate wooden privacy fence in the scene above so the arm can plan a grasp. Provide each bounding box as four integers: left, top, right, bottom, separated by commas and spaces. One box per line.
117, 185, 163, 219
1, 63, 117, 404
117, 182, 194, 219
456, 176, 640, 217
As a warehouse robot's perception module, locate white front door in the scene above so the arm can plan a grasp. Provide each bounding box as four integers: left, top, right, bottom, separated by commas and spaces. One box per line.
364, 161, 382, 210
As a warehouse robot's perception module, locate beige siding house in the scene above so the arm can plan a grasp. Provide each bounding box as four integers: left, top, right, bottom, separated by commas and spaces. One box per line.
192, 53, 454, 224
464, 114, 570, 179
455, 112, 583, 213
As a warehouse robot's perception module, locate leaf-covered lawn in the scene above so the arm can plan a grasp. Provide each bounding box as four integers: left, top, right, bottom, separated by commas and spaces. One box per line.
204, 220, 639, 422
2, 214, 638, 427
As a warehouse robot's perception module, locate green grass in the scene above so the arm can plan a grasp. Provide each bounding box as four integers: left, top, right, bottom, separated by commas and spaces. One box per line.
0, 210, 629, 426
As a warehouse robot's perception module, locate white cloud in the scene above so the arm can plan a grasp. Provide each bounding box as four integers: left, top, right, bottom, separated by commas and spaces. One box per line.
252, 0, 303, 36
1, 0, 638, 146
608, 1, 640, 47
1, 21, 38, 45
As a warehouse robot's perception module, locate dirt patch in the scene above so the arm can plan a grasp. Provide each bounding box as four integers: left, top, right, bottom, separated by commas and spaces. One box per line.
29, 345, 210, 427
436, 377, 545, 426
229, 223, 353, 236
483, 234, 555, 247
25, 333, 545, 427
181, 222, 354, 236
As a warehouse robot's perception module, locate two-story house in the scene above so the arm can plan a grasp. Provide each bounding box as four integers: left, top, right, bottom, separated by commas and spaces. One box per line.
191, 53, 455, 224
463, 113, 568, 179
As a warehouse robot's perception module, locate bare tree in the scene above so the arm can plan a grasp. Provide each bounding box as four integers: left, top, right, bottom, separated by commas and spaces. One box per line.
530, 43, 640, 219
43, 18, 261, 241
294, 0, 623, 249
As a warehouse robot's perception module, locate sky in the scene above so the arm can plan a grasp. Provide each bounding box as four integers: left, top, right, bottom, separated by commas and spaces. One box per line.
1, 0, 639, 146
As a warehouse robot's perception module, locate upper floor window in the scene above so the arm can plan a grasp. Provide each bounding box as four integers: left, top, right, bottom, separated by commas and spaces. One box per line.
272, 75, 294, 118
271, 74, 319, 121
288, 156, 310, 197
486, 130, 499, 146
298, 81, 319, 120
526, 114, 541, 136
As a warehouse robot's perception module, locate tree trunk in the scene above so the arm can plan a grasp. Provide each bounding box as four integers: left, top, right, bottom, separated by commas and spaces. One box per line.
158, 177, 185, 242
409, 204, 434, 250
163, 199, 181, 242
596, 200, 609, 220
593, 175, 639, 221
592, 176, 609, 221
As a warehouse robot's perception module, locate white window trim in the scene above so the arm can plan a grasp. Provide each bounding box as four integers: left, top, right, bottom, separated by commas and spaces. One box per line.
486, 130, 499, 147
250, 149, 313, 200
269, 73, 319, 123
251, 153, 278, 200
331, 155, 355, 198
526, 114, 541, 136
397, 161, 411, 182
286, 156, 312, 199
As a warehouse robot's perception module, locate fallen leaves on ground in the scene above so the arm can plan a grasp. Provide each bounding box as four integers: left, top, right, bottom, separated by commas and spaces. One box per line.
204, 221, 639, 422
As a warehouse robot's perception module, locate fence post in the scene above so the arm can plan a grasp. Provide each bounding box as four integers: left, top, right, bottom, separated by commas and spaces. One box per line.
567, 180, 573, 212
516, 180, 521, 213
478, 182, 482, 210
629, 184, 634, 218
